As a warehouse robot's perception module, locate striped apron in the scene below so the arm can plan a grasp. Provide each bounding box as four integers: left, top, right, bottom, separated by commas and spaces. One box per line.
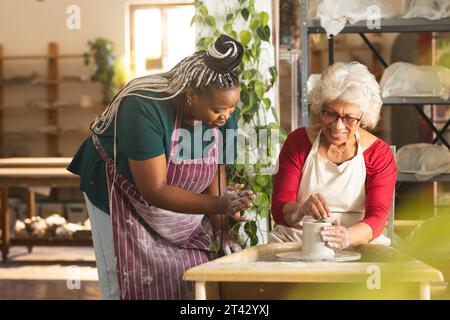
92, 107, 219, 300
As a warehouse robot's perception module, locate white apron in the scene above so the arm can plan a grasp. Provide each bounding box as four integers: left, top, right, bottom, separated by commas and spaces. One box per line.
270, 129, 390, 246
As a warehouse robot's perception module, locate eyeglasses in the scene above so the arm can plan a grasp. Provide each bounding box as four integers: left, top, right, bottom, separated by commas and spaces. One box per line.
321, 109, 363, 127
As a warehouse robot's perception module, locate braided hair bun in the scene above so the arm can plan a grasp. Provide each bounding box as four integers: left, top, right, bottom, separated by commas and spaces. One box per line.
204, 34, 244, 74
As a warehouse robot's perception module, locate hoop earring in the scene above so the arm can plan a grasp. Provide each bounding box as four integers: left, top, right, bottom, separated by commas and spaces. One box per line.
187, 99, 192, 108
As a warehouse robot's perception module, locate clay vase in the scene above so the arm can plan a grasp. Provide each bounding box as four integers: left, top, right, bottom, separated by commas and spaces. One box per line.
302, 221, 336, 261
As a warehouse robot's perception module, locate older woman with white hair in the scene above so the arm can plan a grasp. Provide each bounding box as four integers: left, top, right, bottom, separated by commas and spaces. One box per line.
270, 61, 396, 250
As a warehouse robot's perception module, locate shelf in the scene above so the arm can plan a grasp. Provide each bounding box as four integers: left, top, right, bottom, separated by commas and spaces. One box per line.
397, 173, 450, 182
0, 78, 93, 86
307, 17, 450, 34
10, 238, 92, 246
0, 104, 104, 112
0, 54, 87, 60
383, 97, 450, 105
2, 129, 91, 137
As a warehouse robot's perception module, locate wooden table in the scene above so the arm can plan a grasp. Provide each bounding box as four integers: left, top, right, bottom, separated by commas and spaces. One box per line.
0, 158, 92, 262
183, 242, 444, 300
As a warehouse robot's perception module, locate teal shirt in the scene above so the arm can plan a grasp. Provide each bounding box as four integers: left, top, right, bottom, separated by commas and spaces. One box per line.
68, 90, 238, 214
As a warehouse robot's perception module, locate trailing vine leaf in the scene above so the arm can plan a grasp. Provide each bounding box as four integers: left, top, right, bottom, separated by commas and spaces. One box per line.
269, 66, 278, 81
254, 80, 265, 100
260, 208, 269, 219
250, 18, 260, 31
259, 11, 270, 26
239, 30, 252, 48
199, 6, 208, 16
241, 8, 250, 21
243, 70, 253, 80
244, 220, 257, 241
205, 15, 216, 28
223, 23, 233, 35
256, 175, 270, 187
256, 25, 271, 42
263, 97, 271, 109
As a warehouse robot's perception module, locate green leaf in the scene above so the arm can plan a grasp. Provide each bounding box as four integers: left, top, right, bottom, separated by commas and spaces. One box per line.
199, 6, 208, 17
260, 208, 269, 219
223, 23, 233, 35
244, 220, 257, 238
243, 70, 253, 80
256, 25, 271, 42
259, 11, 270, 26
256, 175, 270, 187
254, 81, 266, 99
250, 43, 261, 59
196, 37, 205, 49
269, 66, 278, 80
214, 30, 221, 37
226, 13, 234, 22
242, 53, 249, 65
254, 194, 263, 206
240, 90, 250, 106
263, 97, 271, 109
205, 15, 216, 27
231, 31, 238, 40
190, 15, 197, 27
250, 18, 260, 31
203, 36, 214, 47
241, 8, 250, 21
250, 235, 259, 246
194, 0, 203, 8
239, 30, 252, 47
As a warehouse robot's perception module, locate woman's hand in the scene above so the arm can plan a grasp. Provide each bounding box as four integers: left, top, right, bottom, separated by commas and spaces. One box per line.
218, 232, 242, 255
298, 193, 331, 221
217, 184, 255, 222
320, 219, 350, 251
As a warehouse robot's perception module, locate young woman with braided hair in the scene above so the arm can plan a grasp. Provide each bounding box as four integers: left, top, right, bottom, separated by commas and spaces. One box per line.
68, 35, 255, 300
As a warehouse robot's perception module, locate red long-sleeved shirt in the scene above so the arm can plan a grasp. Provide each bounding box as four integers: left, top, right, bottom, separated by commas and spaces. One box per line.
271, 127, 397, 240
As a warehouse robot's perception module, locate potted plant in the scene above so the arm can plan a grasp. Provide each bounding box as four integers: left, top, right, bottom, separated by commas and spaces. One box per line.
84, 38, 116, 105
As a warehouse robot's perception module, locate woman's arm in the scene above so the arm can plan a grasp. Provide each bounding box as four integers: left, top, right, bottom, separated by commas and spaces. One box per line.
271, 128, 312, 226
362, 141, 397, 240
202, 165, 229, 232
129, 155, 220, 215
322, 142, 397, 249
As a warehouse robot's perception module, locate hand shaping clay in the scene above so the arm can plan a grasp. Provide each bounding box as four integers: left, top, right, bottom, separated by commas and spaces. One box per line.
302, 221, 336, 261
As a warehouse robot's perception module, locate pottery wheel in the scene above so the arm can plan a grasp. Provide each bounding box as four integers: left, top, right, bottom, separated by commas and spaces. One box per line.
276, 250, 361, 262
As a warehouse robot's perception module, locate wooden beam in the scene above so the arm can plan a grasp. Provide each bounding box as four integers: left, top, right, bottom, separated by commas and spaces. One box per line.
0, 45, 4, 155
47, 43, 59, 156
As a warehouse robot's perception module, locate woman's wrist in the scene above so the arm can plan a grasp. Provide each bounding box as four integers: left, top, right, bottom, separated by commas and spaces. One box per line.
283, 201, 304, 226
205, 195, 221, 215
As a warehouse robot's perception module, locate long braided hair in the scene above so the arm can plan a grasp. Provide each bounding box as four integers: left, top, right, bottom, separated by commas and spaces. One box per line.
91, 34, 244, 134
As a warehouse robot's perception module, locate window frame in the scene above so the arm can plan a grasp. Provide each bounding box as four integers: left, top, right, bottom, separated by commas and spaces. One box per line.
129, 2, 194, 75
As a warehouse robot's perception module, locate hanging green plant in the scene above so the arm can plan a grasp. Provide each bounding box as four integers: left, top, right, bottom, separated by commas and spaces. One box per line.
84, 38, 116, 105
193, 0, 287, 247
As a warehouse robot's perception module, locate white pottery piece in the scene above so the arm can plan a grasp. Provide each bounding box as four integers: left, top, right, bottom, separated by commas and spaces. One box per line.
301, 221, 336, 261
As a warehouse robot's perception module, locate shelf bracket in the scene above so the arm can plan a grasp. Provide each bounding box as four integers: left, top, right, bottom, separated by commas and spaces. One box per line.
359, 33, 389, 68
414, 105, 450, 149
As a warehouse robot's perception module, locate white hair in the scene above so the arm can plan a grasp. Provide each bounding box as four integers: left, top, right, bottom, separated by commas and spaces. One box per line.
309, 61, 382, 129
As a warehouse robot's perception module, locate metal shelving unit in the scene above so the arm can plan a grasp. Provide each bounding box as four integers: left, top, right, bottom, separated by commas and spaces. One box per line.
300, 0, 450, 150
299, 1, 450, 237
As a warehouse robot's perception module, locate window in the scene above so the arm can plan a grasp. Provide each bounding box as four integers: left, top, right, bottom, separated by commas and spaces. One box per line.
130, 3, 195, 77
